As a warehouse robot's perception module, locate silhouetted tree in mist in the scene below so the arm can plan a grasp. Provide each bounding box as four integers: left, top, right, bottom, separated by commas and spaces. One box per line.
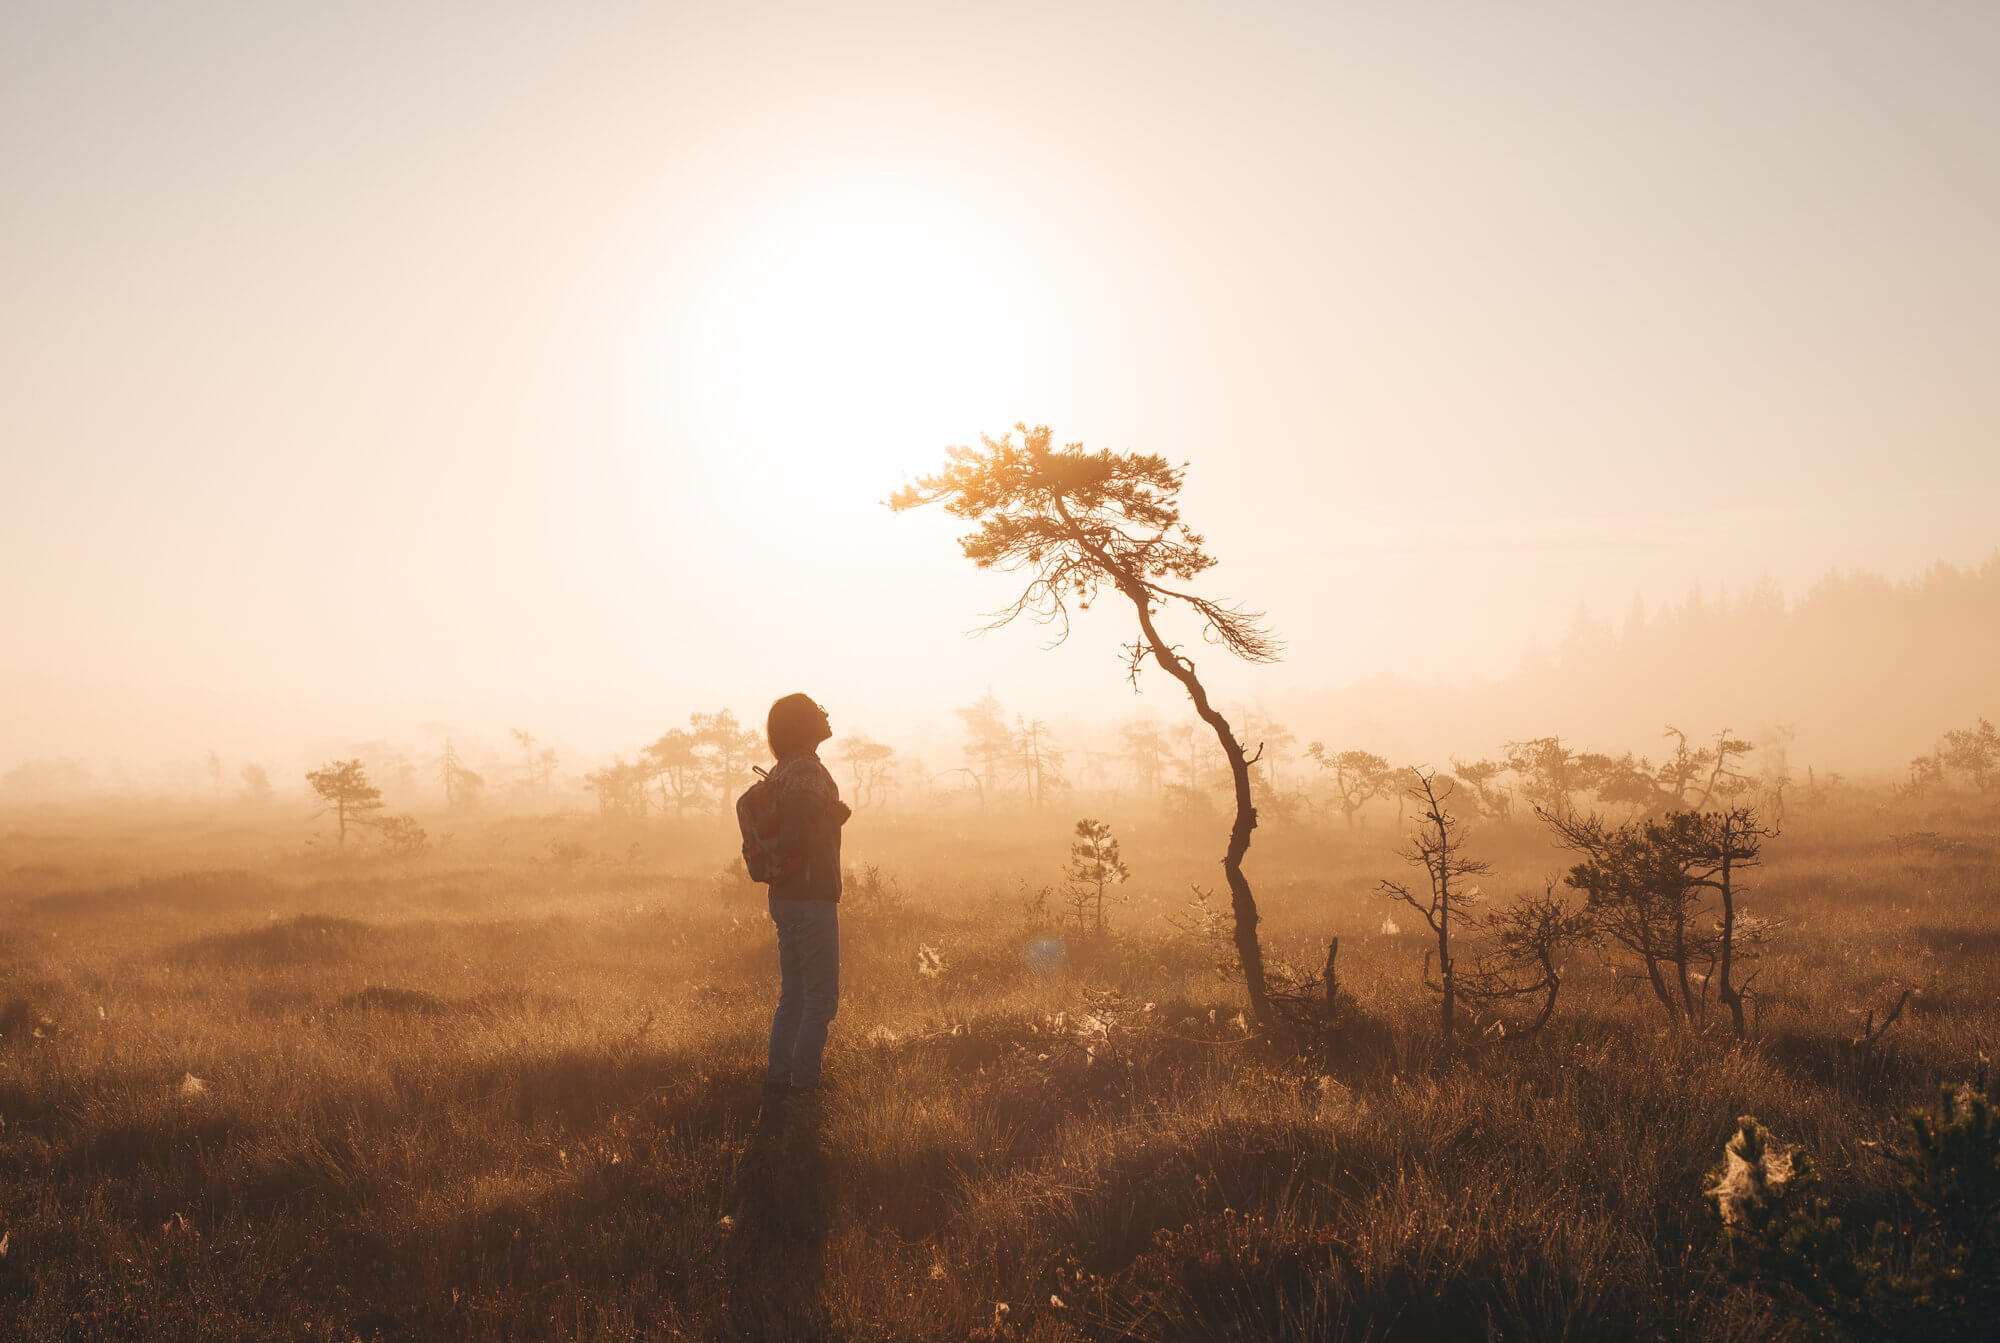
1505, 737, 1583, 816
642, 728, 701, 817
1013, 716, 1065, 812
583, 759, 649, 818
437, 738, 484, 808
892, 424, 1283, 1030
1118, 715, 1168, 803
689, 711, 761, 813
511, 730, 557, 797
1575, 751, 1661, 816
1906, 752, 1947, 798
238, 762, 273, 805
1657, 726, 1755, 809
306, 760, 383, 853
1939, 719, 1999, 793
1448, 758, 1512, 821
1307, 744, 1394, 829
956, 694, 1013, 812
836, 735, 898, 809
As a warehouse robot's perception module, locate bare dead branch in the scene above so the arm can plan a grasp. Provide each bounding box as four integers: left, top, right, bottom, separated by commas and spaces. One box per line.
1854, 988, 1911, 1058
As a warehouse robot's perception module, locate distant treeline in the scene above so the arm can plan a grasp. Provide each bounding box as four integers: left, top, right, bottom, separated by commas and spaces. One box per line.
4, 557, 1995, 810
1282, 554, 2000, 771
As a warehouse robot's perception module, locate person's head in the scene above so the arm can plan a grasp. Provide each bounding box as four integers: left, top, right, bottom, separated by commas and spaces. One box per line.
767, 693, 832, 759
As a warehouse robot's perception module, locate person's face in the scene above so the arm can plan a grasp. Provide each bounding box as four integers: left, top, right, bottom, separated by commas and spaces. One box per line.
813, 702, 832, 742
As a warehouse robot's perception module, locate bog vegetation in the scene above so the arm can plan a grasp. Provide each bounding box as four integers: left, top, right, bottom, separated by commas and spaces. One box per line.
1, 709, 1996, 1340
2, 437, 1996, 1339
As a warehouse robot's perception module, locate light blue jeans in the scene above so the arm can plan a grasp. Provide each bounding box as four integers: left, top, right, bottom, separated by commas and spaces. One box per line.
767, 897, 840, 1089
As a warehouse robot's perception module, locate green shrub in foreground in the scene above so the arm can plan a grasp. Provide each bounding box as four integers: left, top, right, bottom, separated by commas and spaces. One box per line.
1710, 1082, 1999, 1341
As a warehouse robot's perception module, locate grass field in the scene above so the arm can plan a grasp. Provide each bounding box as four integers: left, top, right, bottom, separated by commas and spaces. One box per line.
1, 794, 1993, 1340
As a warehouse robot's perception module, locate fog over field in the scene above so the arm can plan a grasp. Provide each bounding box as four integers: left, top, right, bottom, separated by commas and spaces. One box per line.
6, 3, 1999, 783
4, 4, 1998, 1341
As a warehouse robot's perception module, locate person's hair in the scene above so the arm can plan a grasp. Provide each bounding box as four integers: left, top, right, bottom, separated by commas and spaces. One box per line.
767, 693, 826, 758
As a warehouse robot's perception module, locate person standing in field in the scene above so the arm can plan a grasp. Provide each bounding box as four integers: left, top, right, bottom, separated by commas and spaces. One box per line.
760, 693, 851, 1098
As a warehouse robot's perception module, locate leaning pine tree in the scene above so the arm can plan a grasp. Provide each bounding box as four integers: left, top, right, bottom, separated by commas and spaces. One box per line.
891, 424, 1283, 1029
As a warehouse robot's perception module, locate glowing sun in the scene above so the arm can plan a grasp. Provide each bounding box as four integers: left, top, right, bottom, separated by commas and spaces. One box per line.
700, 190, 1047, 491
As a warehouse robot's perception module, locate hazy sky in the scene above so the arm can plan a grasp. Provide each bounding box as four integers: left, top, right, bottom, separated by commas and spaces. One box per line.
5, 2, 1998, 771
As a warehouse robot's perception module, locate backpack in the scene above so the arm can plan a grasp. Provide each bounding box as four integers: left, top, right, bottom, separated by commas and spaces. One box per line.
735, 765, 782, 883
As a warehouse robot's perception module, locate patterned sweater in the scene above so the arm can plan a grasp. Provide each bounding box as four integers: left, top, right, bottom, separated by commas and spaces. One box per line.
768, 751, 850, 902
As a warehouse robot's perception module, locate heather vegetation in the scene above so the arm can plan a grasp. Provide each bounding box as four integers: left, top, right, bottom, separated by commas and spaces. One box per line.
1, 748, 1994, 1340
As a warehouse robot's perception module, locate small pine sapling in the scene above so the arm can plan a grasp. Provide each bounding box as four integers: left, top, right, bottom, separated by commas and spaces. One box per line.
1710, 1080, 1999, 1341
1064, 818, 1130, 936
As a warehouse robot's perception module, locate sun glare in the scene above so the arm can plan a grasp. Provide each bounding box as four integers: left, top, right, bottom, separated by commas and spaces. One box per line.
698, 192, 1046, 494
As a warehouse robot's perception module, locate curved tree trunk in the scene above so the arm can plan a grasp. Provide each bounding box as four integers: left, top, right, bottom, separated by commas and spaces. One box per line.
1124, 588, 1274, 1031
1715, 818, 1747, 1038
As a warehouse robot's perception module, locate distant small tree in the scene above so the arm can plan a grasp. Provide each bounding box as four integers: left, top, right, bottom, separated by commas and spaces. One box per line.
1013, 716, 1065, 812
582, 758, 650, 819
1306, 745, 1394, 829
1906, 752, 1946, 799
1578, 750, 1661, 815
206, 749, 223, 800
690, 710, 762, 812
1700, 729, 1758, 805
1657, 726, 1710, 807
642, 728, 701, 818
1119, 714, 1168, 803
1505, 736, 1583, 816
306, 760, 383, 853
1939, 718, 1999, 793
1448, 758, 1512, 821
1378, 770, 1490, 1044
376, 813, 428, 857
894, 426, 1283, 1030
1064, 817, 1130, 936
511, 730, 557, 797
956, 694, 1013, 811
238, 762, 274, 805
1658, 726, 1757, 808
838, 735, 899, 809
437, 737, 484, 808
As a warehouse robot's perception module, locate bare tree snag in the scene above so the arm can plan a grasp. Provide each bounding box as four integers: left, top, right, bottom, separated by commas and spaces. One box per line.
1854, 989, 1911, 1062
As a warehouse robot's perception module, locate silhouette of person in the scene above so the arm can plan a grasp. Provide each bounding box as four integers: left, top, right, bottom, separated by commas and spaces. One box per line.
760, 694, 851, 1098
